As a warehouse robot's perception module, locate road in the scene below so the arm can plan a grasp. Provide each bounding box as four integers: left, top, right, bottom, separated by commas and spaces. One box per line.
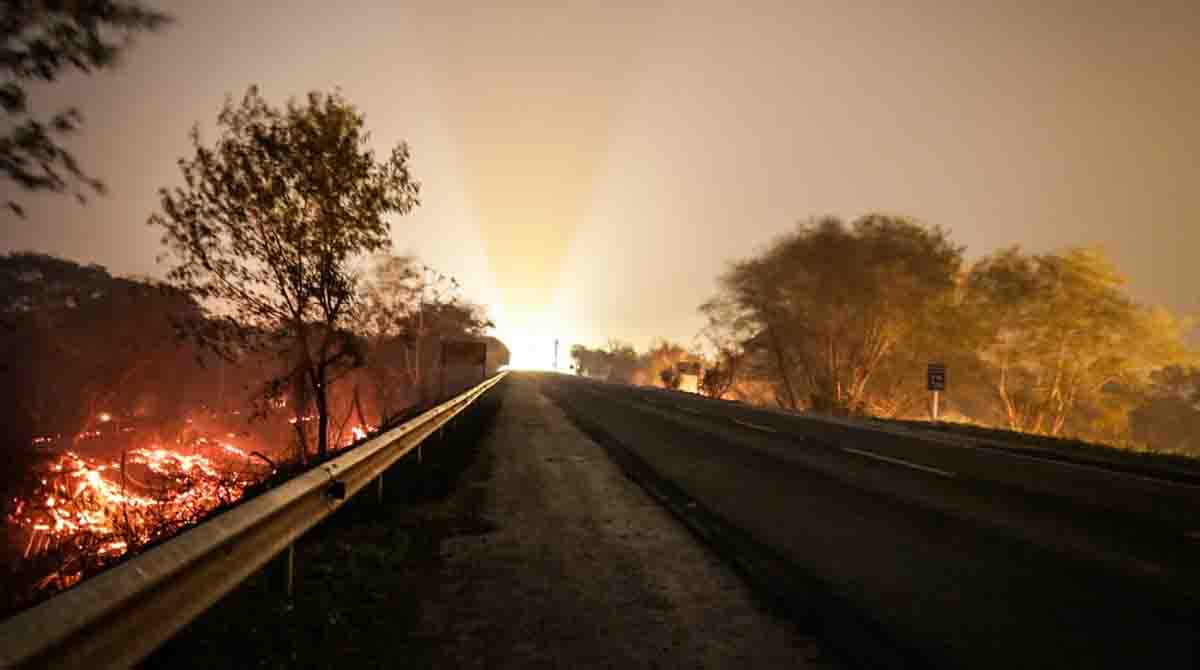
539, 373, 1200, 669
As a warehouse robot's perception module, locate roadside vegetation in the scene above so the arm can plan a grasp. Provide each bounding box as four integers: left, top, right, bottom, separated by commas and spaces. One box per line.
1, 87, 506, 615
572, 215, 1199, 458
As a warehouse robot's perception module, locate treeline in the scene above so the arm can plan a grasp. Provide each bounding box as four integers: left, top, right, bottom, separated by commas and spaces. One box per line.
570, 339, 700, 389
0, 253, 503, 487
579, 215, 1200, 456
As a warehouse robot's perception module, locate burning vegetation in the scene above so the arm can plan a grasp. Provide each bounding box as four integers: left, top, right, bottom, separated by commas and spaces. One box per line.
1, 86, 514, 616
0, 251, 504, 617
3, 406, 379, 612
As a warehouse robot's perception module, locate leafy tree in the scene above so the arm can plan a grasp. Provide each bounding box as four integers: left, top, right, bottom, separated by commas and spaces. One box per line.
639, 338, 688, 388
659, 367, 679, 388
0, 252, 203, 436
568, 341, 639, 382
569, 343, 607, 377
965, 247, 1192, 437
604, 339, 640, 383
1, 0, 171, 215
1131, 366, 1200, 455
862, 288, 995, 420
150, 86, 420, 461
697, 294, 752, 399
715, 215, 963, 414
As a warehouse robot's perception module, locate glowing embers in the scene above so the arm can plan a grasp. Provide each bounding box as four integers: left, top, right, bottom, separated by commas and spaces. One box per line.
10, 442, 265, 578
9, 420, 374, 598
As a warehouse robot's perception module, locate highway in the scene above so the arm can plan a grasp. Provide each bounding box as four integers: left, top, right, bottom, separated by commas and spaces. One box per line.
540, 373, 1200, 669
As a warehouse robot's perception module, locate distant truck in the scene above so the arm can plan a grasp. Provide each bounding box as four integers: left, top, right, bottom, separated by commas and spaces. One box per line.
674, 361, 702, 394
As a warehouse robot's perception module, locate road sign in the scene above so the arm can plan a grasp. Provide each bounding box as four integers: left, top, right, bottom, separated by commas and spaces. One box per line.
927, 362, 947, 391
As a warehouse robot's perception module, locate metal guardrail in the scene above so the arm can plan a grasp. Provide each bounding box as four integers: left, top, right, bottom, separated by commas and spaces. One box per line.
0, 371, 508, 669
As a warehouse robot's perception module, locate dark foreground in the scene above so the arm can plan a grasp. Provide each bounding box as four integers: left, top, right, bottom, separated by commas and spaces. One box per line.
543, 373, 1200, 669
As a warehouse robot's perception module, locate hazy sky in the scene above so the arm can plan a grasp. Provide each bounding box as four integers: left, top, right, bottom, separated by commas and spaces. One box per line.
2, 1, 1197, 366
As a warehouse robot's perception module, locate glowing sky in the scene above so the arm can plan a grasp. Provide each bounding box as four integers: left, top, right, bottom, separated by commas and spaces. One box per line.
2, 1, 1198, 369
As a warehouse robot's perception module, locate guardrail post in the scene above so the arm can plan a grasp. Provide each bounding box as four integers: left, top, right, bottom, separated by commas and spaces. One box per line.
272, 543, 295, 599
376, 473, 384, 504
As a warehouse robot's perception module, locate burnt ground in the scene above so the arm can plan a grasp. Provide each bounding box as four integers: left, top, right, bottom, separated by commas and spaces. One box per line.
145, 375, 832, 669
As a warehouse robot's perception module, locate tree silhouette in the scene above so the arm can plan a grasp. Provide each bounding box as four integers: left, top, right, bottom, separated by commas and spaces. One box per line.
1, 1, 171, 215
150, 86, 420, 461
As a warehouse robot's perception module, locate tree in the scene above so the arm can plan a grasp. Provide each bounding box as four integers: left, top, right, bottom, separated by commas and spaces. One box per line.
1131, 366, 1200, 455
965, 247, 1192, 437
0, 252, 203, 437
714, 215, 963, 414
355, 255, 492, 416
604, 339, 640, 383
568, 341, 640, 382
659, 367, 679, 388
569, 343, 607, 377
1, 1, 171, 215
0, 253, 214, 502
150, 86, 420, 461
640, 338, 688, 388
697, 294, 752, 399
860, 286, 994, 420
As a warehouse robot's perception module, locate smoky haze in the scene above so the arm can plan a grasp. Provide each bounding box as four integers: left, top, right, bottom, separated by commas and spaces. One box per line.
419, 1, 656, 335
2, 0, 1197, 356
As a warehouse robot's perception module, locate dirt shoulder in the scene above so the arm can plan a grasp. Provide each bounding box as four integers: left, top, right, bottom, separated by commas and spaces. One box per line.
411, 373, 831, 669
147, 374, 831, 669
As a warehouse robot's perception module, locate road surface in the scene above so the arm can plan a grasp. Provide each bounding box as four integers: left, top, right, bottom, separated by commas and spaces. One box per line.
541, 373, 1200, 669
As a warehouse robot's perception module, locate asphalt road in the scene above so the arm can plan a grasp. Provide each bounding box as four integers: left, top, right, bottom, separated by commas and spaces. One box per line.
538, 373, 1200, 670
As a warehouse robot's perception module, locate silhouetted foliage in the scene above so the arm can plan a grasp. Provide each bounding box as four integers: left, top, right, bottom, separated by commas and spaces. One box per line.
149, 86, 420, 461
0, 0, 171, 215
964, 247, 1191, 438
697, 295, 751, 399
0, 253, 209, 497
354, 254, 494, 418
640, 339, 689, 388
1129, 366, 1200, 456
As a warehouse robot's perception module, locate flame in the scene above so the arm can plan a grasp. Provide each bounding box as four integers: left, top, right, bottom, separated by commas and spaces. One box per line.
7, 439, 270, 586
9, 416, 376, 600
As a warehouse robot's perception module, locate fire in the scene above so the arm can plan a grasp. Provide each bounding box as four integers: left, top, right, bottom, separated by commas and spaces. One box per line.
7, 417, 376, 602
7, 439, 272, 585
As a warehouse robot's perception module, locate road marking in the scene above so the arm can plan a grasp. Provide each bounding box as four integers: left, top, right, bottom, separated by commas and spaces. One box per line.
949, 442, 1200, 491
841, 447, 956, 478
679, 406, 702, 416
730, 417, 778, 433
